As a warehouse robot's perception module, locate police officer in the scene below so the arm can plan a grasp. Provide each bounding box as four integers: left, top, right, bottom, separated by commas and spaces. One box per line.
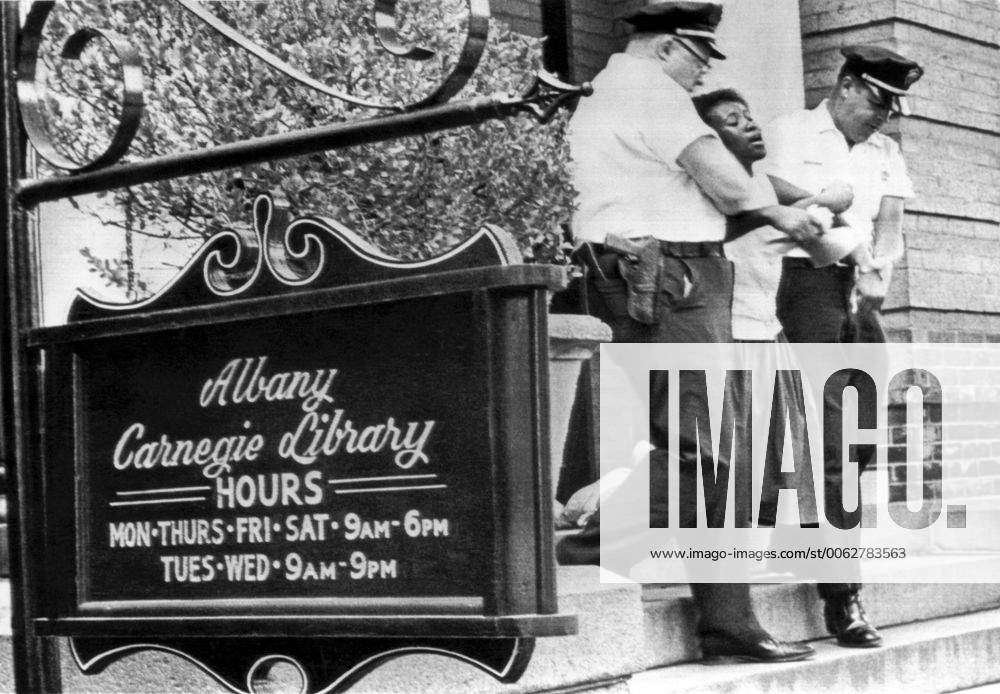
560, 1, 820, 663
764, 45, 925, 648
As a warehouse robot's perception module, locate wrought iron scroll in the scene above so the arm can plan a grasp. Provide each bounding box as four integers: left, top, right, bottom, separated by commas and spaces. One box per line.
17, 0, 490, 175
374, 0, 436, 61
506, 70, 593, 124
173, 0, 490, 111
13, 0, 589, 207
17, 0, 143, 173
16, 76, 591, 208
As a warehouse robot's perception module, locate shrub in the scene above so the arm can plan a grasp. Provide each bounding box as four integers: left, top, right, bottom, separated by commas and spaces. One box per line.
37, 0, 575, 294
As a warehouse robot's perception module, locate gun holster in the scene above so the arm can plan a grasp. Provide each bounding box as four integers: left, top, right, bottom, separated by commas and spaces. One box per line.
572, 238, 663, 325
608, 235, 662, 325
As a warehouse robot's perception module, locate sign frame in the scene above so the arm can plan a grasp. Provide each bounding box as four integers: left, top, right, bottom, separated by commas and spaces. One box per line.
25, 218, 573, 641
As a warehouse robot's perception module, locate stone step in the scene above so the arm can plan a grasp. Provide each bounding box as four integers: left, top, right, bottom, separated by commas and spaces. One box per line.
2, 559, 998, 693
641, 555, 1000, 669
629, 608, 1000, 694
957, 681, 1000, 693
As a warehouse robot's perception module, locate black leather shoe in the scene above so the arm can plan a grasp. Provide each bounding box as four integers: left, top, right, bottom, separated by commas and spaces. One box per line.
700, 632, 815, 663
824, 593, 883, 647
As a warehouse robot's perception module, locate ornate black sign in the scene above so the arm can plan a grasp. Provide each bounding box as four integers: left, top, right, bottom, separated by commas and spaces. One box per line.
25, 197, 575, 693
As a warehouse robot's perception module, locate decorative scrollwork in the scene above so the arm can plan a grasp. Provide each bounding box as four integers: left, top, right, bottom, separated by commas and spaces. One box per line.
373, 0, 436, 61
71, 636, 534, 694
402, 0, 490, 110
258, 196, 325, 287
174, 0, 490, 111
17, 0, 144, 173
68, 194, 531, 320
17, 0, 492, 173
173, 0, 389, 111
203, 224, 262, 296
504, 70, 594, 124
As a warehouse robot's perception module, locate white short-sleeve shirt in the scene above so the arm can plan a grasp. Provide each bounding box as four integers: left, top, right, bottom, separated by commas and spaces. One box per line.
569, 53, 726, 243
762, 100, 915, 258
725, 173, 788, 340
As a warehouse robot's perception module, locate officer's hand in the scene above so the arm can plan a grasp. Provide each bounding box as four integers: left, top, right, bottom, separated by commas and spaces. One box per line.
771, 206, 825, 243
856, 255, 891, 275
856, 267, 889, 312
816, 181, 854, 214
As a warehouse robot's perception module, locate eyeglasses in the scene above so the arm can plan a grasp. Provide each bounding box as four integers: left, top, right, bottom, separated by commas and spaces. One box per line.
675, 37, 711, 68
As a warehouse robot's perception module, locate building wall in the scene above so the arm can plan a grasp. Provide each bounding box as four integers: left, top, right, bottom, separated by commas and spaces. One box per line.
491, 0, 547, 39
494, 0, 805, 128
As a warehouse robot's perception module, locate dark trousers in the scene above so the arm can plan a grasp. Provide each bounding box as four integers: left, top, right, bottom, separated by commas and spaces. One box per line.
579, 245, 735, 527
776, 258, 886, 600
558, 245, 768, 638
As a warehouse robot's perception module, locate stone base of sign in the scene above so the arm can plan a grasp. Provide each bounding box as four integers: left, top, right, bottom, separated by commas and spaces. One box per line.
548, 314, 612, 503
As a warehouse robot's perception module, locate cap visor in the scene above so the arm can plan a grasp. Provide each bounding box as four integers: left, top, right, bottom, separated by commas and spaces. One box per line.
863, 82, 898, 111
893, 95, 911, 116
708, 45, 726, 59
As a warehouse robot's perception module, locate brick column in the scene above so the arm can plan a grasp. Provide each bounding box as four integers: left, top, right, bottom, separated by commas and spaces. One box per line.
800, 0, 1000, 343
492, 0, 545, 37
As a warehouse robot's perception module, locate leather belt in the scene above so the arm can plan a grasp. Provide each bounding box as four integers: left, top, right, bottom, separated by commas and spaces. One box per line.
658, 240, 725, 258
782, 257, 814, 269
782, 257, 853, 270
584, 240, 725, 259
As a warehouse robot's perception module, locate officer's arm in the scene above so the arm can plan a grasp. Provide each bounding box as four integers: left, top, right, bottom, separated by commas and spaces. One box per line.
726, 205, 823, 244
677, 135, 752, 215
768, 175, 855, 214
872, 196, 905, 264
678, 137, 824, 241
855, 196, 905, 308
768, 175, 811, 206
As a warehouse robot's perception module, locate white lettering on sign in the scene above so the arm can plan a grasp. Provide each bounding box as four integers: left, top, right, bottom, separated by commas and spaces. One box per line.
199, 357, 337, 413
222, 553, 272, 582
214, 471, 325, 509
109, 521, 152, 548
155, 518, 227, 546
113, 420, 264, 479
102, 355, 454, 591
278, 410, 435, 469
160, 554, 217, 583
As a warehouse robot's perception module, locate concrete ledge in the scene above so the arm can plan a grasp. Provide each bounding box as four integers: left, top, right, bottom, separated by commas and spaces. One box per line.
547, 314, 612, 353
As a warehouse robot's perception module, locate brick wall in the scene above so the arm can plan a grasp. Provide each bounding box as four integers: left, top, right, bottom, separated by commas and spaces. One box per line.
569, 0, 633, 81
799, 0, 1000, 344
491, 1, 635, 81
884, 347, 1000, 511
887, 373, 943, 506
491, 0, 545, 37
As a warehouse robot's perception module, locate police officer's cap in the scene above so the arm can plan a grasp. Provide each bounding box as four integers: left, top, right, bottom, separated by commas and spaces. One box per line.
841, 44, 924, 115
622, 1, 726, 60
